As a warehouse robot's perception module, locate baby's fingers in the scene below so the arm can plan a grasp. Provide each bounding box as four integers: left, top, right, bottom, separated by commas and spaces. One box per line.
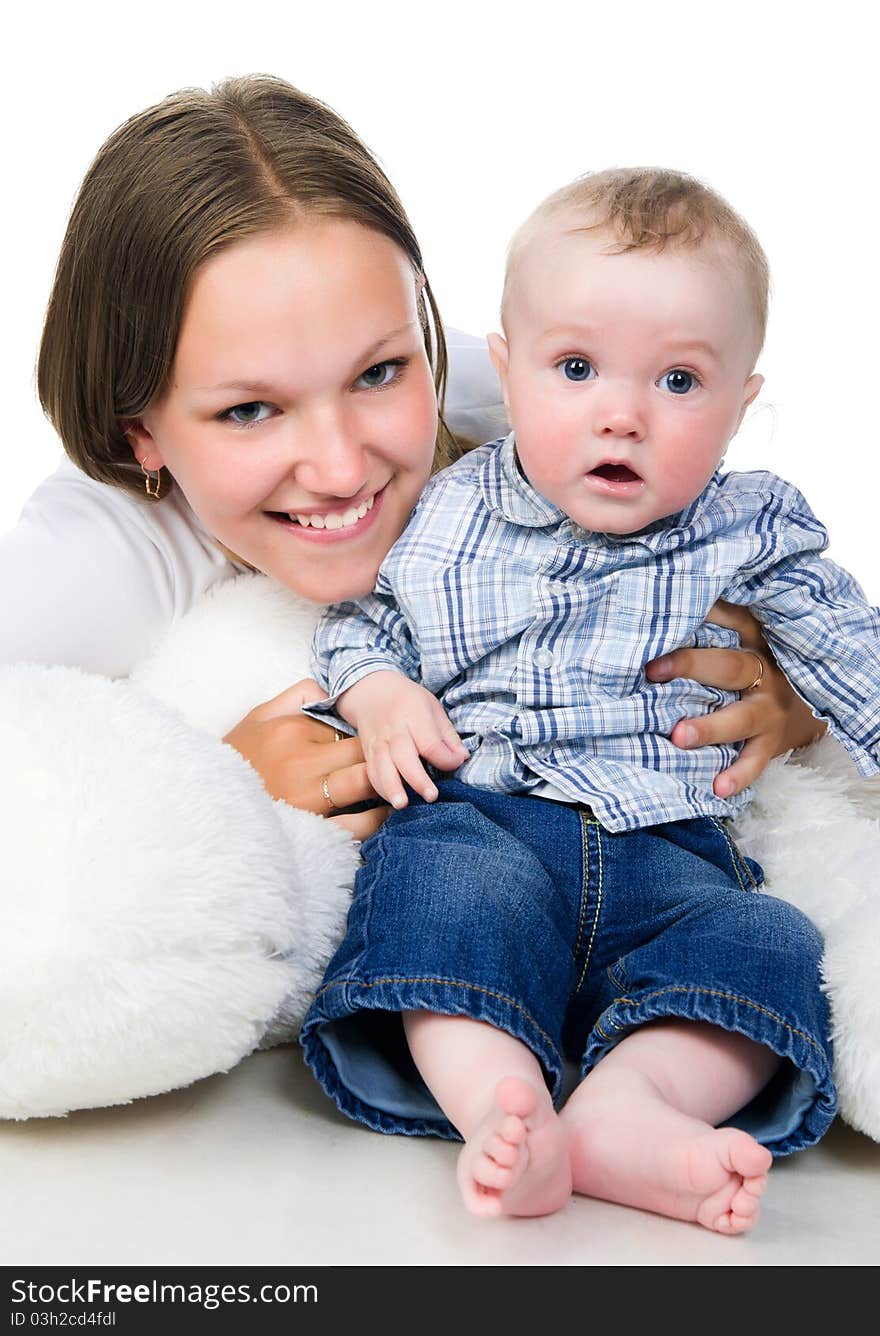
365, 744, 412, 810
367, 737, 437, 809
412, 715, 468, 771
387, 734, 441, 805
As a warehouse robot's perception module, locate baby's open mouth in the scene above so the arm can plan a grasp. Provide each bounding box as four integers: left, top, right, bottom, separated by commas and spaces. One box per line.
589, 463, 642, 483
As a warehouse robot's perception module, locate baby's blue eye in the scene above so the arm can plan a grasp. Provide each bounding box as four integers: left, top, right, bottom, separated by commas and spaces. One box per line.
224, 401, 271, 426
356, 361, 398, 389
561, 358, 594, 382
661, 369, 697, 395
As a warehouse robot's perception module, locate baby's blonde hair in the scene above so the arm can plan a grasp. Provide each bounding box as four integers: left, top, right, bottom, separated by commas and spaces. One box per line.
503, 167, 769, 354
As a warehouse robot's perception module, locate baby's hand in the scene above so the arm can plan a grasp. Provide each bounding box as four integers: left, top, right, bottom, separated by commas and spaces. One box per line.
337, 671, 468, 808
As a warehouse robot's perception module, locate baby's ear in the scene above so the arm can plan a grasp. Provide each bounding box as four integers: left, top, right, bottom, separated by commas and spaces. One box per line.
486, 332, 509, 379
486, 333, 511, 414
736, 373, 764, 429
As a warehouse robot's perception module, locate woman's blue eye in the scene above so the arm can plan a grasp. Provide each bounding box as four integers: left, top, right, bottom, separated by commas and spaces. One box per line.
560, 358, 594, 382
355, 360, 400, 390
661, 369, 697, 395
223, 401, 271, 426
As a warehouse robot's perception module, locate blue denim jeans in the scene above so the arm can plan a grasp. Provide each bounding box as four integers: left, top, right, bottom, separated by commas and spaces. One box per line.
300, 781, 837, 1155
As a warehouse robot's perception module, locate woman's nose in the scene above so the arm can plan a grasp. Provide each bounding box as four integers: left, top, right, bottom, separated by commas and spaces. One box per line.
288, 405, 371, 497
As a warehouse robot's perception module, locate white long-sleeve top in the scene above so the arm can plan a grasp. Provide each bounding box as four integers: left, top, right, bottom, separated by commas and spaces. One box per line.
0, 330, 504, 677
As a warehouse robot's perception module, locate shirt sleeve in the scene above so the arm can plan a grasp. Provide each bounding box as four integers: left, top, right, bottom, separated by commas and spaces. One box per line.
722, 478, 880, 775
0, 461, 238, 677
305, 583, 421, 724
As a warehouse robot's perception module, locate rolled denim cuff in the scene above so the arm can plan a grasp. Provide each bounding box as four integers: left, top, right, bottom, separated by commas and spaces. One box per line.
580, 983, 837, 1157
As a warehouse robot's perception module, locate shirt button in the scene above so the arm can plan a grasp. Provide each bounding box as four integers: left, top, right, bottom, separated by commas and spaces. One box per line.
531, 648, 554, 669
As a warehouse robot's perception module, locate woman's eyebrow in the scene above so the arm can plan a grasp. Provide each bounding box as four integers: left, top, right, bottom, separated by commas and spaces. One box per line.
357, 321, 419, 365
193, 323, 419, 395
195, 378, 280, 395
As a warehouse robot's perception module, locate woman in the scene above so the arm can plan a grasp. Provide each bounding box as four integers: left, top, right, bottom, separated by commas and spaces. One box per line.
1, 75, 820, 834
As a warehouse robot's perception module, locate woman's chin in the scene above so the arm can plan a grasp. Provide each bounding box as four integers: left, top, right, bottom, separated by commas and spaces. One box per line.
264, 558, 378, 606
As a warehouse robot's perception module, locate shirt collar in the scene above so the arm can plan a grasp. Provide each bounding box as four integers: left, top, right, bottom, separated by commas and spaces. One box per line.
479, 432, 724, 550
479, 432, 567, 528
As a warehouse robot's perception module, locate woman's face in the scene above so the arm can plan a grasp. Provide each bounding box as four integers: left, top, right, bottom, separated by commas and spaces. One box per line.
127, 219, 439, 602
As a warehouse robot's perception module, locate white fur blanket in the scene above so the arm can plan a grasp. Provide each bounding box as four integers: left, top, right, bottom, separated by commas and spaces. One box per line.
1, 574, 877, 1139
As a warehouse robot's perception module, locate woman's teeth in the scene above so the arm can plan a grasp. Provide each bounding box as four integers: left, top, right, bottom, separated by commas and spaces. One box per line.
291, 495, 375, 530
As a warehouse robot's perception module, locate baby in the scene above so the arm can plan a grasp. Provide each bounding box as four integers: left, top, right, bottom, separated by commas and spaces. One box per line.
301, 169, 877, 1231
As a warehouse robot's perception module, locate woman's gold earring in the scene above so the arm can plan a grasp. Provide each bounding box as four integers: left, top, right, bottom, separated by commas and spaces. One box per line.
140, 460, 162, 500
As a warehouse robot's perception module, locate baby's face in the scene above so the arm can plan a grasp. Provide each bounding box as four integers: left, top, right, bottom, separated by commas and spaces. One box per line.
490, 223, 763, 534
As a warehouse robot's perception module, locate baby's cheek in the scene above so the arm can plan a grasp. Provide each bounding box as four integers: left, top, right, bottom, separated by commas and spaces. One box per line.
658, 437, 724, 508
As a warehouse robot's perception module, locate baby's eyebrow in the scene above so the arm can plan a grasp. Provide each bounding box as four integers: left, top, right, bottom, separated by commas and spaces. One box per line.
540, 324, 600, 342
662, 339, 721, 362
538, 328, 723, 364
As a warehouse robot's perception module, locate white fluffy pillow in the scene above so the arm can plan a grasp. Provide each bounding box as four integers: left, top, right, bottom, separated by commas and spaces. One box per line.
0, 577, 358, 1118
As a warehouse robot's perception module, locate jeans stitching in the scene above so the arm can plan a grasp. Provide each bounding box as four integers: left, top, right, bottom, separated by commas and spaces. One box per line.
313, 974, 563, 1062
593, 983, 826, 1058
606, 960, 627, 990
349, 839, 382, 979
572, 808, 590, 966
709, 816, 755, 891
722, 820, 760, 890
576, 817, 603, 993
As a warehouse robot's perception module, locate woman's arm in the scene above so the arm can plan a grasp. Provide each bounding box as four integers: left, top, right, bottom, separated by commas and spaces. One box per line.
645, 600, 826, 797
1, 462, 237, 675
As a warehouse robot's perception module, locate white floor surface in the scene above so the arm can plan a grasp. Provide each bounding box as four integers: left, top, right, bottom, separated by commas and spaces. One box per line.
4, 1046, 879, 1267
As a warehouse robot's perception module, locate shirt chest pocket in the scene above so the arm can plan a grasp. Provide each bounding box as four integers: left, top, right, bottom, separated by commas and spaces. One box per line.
406, 559, 536, 682
610, 567, 740, 658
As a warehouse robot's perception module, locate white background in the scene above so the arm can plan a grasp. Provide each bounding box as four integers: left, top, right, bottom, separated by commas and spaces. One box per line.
4, 0, 877, 595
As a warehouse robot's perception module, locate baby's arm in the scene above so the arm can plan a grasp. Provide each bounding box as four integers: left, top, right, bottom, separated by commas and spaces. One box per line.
336, 672, 468, 808
309, 586, 467, 807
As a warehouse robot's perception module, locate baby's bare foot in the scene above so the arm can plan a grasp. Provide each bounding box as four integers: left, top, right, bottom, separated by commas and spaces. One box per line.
563, 1072, 772, 1234
456, 1076, 572, 1218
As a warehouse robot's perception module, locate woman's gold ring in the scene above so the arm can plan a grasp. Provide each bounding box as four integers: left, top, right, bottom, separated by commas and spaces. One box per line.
744, 652, 765, 692
321, 776, 333, 808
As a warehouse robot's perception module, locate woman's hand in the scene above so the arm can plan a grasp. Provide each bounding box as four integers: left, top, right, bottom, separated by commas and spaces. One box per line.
645, 600, 826, 798
222, 679, 390, 841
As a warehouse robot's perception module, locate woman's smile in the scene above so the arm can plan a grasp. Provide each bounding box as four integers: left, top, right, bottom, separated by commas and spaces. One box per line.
267, 484, 385, 542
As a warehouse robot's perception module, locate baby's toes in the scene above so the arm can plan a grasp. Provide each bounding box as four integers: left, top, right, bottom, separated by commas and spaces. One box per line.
472, 1186, 503, 1218
714, 1182, 764, 1234
473, 1151, 516, 1192
485, 1132, 520, 1168
498, 1114, 528, 1147
697, 1179, 746, 1234
729, 1176, 766, 1220
725, 1204, 762, 1234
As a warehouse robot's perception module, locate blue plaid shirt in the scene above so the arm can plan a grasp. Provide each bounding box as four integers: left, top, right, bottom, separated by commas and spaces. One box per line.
308, 433, 880, 832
